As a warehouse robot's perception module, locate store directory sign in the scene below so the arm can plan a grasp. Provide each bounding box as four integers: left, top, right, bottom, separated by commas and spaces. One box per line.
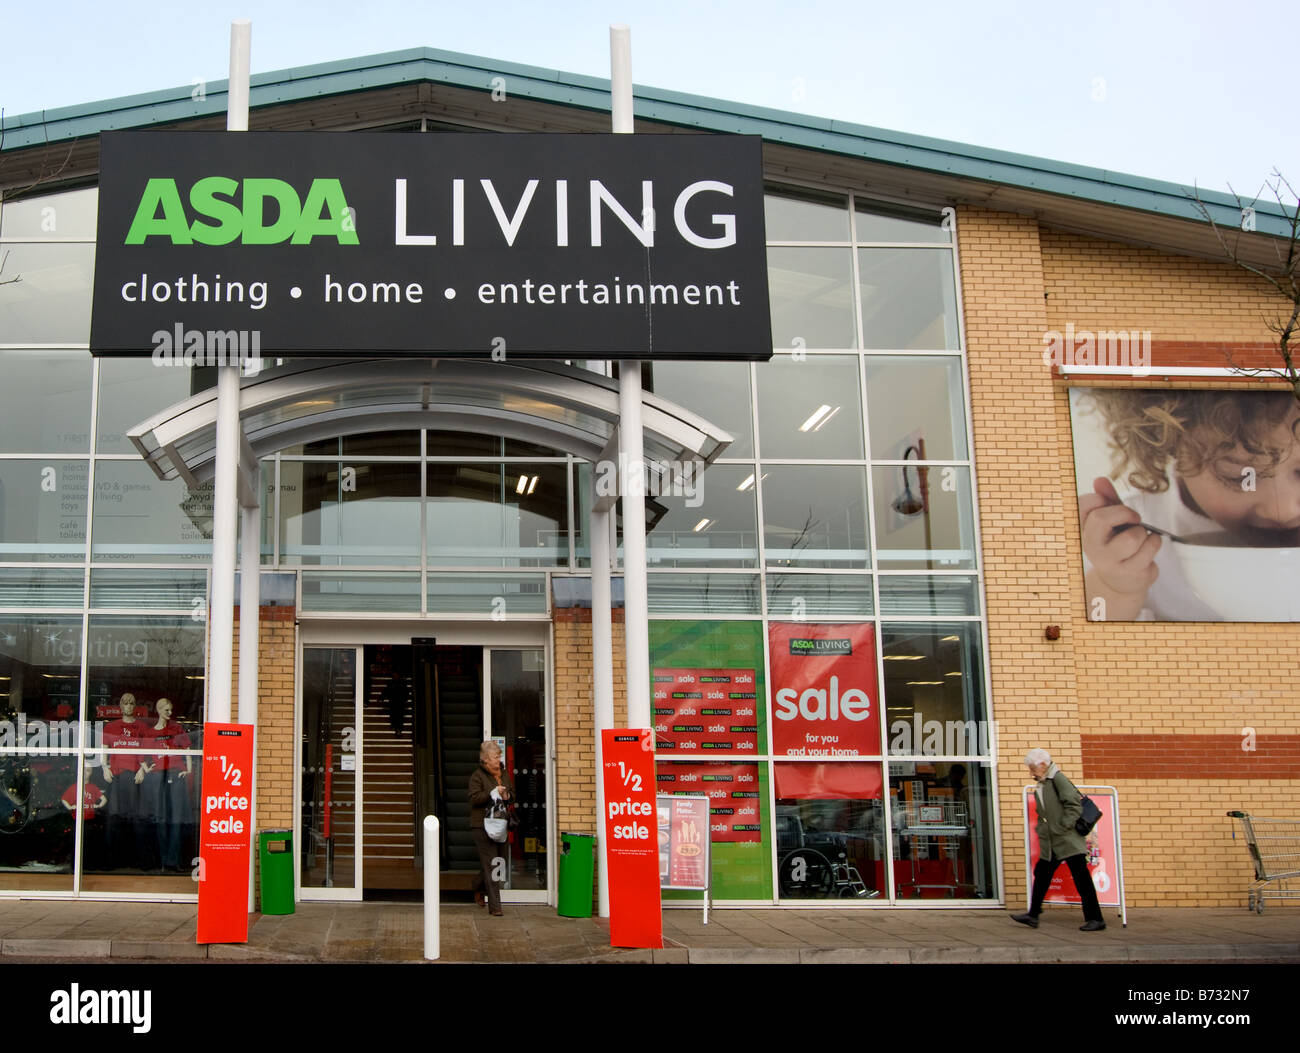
91, 131, 771, 361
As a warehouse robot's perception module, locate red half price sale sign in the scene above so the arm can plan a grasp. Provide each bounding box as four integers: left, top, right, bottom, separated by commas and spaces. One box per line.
197, 723, 255, 944
601, 728, 662, 949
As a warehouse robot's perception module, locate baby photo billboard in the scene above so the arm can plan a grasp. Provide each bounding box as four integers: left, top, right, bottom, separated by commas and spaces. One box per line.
1068, 388, 1300, 622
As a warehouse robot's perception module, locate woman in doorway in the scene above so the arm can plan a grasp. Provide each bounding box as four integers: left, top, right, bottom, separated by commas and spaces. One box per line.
468, 740, 512, 917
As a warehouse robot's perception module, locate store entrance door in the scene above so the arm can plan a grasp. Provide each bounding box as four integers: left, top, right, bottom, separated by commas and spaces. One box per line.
300, 646, 364, 899
359, 643, 549, 899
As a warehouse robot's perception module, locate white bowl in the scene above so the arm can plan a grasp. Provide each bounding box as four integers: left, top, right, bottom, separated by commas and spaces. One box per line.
1172, 540, 1300, 620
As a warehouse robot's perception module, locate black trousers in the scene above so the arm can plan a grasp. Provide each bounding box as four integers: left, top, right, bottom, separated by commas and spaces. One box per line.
1030, 853, 1103, 922
472, 827, 505, 912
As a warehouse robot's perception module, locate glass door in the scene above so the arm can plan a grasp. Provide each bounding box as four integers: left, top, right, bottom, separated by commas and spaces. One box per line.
300, 646, 363, 899
485, 647, 548, 901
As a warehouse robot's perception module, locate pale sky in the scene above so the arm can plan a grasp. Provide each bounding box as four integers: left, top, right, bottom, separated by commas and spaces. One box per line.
2, 0, 1296, 198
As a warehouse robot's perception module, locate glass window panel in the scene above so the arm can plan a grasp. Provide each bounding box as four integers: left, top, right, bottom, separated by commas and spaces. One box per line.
878, 574, 980, 616
645, 465, 757, 568
858, 249, 959, 350
0, 614, 82, 730
647, 573, 760, 614
765, 573, 873, 618
762, 464, 870, 568
767, 247, 855, 349
0, 753, 77, 891
755, 354, 863, 459
0, 567, 84, 608
854, 201, 952, 244
260, 460, 276, 564
96, 358, 196, 454
889, 760, 997, 899
341, 431, 420, 457
85, 616, 206, 725
0, 187, 98, 239
0, 349, 92, 453
427, 462, 567, 567
643, 360, 754, 459
90, 568, 207, 611
91, 461, 212, 563
656, 760, 772, 900
871, 464, 975, 569
0, 243, 94, 344
0, 459, 87, 561
82, 615, 205, 888
426, 431, 503, 457
775, 762, 886, 900
765, 187, 850, 242
426, 574, 548, 615
300, 572, 421, 613
881, 622, 987, 750
650, 620, 766, 753
279, 459, 420, 566
864, 355, 968, 461
490, 649, 547, 891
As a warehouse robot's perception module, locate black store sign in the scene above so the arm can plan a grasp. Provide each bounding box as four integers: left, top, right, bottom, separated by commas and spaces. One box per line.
90, 131, 772, 360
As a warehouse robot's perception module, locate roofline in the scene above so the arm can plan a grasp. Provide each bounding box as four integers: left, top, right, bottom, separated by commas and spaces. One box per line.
2, 45, 1293, 237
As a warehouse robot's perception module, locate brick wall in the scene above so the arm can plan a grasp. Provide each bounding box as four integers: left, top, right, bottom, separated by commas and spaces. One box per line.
960, 213, 1300, 907
553, 606, 626, 838
232, 604, 296, 905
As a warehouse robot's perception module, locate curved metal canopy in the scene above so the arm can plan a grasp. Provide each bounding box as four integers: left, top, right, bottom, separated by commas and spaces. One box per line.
127, 358, 733, 485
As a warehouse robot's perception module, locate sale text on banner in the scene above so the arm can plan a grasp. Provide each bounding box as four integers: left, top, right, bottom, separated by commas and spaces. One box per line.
656, 762, 762, 842
657, 795, 711, 890
601, 729, 662, 949
197, 723, 255, 944
652, 667, 758, 752
1024, 786, 1122, 908
769, 622, 879, 757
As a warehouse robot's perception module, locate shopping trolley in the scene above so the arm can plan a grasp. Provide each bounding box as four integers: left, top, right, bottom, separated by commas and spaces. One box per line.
1226, 811, 1300, 913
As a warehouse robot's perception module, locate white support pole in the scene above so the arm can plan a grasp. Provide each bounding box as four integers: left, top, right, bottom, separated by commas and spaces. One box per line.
610, 25, 651, 731
423, 815, 441, 960
240, 505, 259, 911
590, 506, 613, 918
208, 18, 252, 726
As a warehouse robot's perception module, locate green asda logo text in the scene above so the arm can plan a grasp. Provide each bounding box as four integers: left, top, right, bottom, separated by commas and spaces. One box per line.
125, 177, 358, 245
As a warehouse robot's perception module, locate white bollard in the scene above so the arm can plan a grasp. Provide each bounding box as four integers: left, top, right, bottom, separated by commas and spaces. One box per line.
423, 815, 440, 960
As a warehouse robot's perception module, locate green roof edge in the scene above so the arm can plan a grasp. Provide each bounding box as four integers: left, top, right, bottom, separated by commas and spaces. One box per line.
2, 45, 1291, 237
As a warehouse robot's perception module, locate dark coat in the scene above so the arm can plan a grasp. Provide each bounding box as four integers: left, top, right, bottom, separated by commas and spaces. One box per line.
1035, 764, 1086, 860
468, 762, 512, 829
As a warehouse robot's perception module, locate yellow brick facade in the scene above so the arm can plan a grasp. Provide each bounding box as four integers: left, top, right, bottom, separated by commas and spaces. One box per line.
960, 210, 1300, 908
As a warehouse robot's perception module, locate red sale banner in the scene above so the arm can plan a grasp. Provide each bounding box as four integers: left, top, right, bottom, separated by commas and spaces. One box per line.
769, 622, 880, 757
197, 723, 255, 944
655, 762, 762, 842
601, 729, 662, 949
652, 668, 758, 752
1024, 786, 1122, 909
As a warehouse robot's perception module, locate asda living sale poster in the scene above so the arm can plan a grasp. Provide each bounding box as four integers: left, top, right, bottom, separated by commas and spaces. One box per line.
768, 623, 880, 757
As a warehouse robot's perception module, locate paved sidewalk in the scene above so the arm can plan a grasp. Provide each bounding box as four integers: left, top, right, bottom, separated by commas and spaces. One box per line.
0, 900, 1296, 963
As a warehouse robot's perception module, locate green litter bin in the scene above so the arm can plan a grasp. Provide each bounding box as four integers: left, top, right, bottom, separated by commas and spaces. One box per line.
258, 829, 294, 915
557, 832, 595, 917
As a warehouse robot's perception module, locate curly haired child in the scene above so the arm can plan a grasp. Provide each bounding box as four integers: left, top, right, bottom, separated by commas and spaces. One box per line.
1078, 389, 1300, 620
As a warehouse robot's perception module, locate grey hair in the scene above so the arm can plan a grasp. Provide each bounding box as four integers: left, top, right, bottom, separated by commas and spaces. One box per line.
1024, 747, 1052, 766
479, 740, 500, 761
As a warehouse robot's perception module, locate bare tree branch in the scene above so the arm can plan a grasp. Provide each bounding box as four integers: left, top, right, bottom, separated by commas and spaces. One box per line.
1187, 171, 1300, 405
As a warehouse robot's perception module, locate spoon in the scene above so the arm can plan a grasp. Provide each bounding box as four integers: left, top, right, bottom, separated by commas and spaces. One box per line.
1111, 521, 1190, 544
